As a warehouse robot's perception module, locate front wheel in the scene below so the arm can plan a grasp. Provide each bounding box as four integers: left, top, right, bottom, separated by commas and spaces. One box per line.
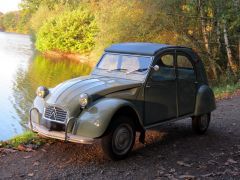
101, 116, 136, 160
192, 113, 211, 134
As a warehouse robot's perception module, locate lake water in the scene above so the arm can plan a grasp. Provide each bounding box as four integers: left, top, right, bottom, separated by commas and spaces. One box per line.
0, 32, 92, 141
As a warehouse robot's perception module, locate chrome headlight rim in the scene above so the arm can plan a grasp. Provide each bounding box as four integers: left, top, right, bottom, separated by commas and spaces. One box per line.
36, 86, 49, 98
79, 93, 89, 108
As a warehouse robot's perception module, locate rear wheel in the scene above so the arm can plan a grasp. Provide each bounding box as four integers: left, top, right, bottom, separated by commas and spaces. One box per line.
101, 116, 136, 160
192, 113, 211, 134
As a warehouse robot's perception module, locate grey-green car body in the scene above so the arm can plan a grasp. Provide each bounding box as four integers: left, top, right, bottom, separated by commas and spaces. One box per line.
29, 43, 216, 144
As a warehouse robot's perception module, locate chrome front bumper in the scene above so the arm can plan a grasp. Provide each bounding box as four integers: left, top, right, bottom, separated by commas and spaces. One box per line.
29, 108, 94, 144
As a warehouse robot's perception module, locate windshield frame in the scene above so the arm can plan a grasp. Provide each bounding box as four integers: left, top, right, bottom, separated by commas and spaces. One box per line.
92, 53, 154, 82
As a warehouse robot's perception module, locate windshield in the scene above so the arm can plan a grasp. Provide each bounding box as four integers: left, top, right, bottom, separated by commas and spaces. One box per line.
97, 54, 152, 73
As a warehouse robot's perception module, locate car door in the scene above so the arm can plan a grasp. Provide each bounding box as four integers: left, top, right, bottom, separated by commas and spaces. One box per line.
144, 52, 177, 125
176, 51, 197, 116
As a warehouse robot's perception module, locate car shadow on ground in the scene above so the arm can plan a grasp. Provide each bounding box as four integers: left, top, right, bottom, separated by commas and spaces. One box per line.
41, 118, 233, 168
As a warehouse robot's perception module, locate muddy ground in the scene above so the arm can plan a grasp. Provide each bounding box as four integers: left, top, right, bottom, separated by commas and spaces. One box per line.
0, 96, 240, 180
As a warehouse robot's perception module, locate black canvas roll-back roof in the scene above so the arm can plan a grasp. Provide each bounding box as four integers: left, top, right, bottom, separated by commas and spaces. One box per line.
105, 42, 186, 56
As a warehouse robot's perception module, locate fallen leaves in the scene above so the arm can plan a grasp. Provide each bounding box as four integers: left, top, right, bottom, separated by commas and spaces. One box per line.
210, 152, 225, 157
23, 155, 32, 159
41, 148, 47, 152
201, 173, 214, 178
177, 161, 192, 167
225, 158, 238, 165
33, 161, 40, 166
0, 148, 17, 153
17, 144, 34, 152
207, 160, 218, 165
17, 145, 27, 151
178, 175, 195, 179
27, 173, 34, 177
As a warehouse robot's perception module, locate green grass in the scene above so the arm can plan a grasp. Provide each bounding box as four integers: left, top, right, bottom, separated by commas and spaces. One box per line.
213, 82, 240, 99
0, 131, 45, 149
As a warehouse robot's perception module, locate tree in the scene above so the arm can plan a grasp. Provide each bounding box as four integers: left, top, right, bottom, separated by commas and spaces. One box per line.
91, 0, 175, 57
159, 0, 240, 80
2, 12, 19, 32
3, 0, 239, 82
0, 12, 4, 31
35, 8, 98, 54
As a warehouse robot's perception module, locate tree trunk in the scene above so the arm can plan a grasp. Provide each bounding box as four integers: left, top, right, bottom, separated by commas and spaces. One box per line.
223, 20, 238, 76
239, 37, 240, 66
198, 0, 218, 79
216, 22, 221, 49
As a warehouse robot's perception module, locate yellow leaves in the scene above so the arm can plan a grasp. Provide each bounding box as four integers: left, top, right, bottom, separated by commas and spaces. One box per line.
207, 8, 213, 18
206, 25, 212, 32
188, 29, 194, 35
181, 5, 190, 12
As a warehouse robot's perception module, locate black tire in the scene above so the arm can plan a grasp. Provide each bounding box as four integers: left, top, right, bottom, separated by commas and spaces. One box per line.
192, 113, 211, 134
101, 116, 136, 160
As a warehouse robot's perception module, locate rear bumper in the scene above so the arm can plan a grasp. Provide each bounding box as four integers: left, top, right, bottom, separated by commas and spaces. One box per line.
29, 108, 94, 144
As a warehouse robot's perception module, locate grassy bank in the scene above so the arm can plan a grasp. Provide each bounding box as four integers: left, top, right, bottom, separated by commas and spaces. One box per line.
213, 82, 240, 100
0, 131, 47, 150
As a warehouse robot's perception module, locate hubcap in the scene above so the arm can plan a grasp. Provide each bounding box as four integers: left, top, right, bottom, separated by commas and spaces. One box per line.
112, 124, 133, 156
200, 114, 209, 131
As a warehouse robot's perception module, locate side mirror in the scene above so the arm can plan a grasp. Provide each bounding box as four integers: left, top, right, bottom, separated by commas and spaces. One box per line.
152, 65, 159, 71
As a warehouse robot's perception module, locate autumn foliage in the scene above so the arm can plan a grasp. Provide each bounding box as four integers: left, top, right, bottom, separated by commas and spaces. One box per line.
0, 0, 240, 82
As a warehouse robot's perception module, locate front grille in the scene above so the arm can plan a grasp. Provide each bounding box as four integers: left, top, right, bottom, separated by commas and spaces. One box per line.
44, 106, 68, 123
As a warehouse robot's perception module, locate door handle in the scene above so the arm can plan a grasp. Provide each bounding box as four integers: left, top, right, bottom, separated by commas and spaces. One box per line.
146, 85, 151, 88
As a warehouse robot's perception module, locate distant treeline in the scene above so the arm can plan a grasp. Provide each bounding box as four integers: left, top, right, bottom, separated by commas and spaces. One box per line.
1, 0, 240, 83
0, 10, 30, 33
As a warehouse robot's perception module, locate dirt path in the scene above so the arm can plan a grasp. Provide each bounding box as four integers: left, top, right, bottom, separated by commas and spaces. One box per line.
1, 96, 240, 180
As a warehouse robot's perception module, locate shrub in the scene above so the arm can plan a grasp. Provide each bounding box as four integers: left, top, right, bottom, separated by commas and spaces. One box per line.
30, 5, 65, 33
35, 8, 98, 54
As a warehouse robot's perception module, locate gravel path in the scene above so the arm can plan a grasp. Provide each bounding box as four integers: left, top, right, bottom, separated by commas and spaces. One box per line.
1, 96, 240, 180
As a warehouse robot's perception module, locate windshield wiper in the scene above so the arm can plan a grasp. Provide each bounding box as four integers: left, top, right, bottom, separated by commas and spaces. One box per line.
126, 68, 148, 74
97, 67, 109, 70
107, 68, 127, 72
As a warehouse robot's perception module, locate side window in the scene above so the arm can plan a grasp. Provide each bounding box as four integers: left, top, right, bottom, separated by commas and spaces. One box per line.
177, 55, 193, 69
151, 54, 175, 81
161, 54, 174, 67
177, 54, 195, 80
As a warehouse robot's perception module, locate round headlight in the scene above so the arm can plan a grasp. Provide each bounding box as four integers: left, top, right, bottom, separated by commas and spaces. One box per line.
36, 86, 49, 98
79, 93, 88, 108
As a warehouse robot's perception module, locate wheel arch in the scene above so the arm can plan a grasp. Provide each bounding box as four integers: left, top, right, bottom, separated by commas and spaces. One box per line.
194, 85, 216, 116
73, 98, 144, 139
103, 105, 144, 136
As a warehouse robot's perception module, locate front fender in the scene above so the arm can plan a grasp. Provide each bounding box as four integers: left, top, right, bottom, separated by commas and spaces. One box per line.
73, 98, 139, 138
194, 85, 216, 116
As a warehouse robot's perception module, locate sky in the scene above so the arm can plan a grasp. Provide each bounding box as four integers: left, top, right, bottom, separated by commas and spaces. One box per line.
0, 0, 21, 13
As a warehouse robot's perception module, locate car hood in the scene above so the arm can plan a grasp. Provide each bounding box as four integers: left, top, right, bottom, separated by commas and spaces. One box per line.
45, 75, 142, 115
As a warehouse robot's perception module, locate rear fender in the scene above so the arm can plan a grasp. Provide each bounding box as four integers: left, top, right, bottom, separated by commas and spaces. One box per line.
194, 85, 216, 116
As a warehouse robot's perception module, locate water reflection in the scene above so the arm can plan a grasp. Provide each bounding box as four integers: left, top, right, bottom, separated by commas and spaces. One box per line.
0, 32, 33, 140
0, 32, 92, 140
12, 55, 92, 138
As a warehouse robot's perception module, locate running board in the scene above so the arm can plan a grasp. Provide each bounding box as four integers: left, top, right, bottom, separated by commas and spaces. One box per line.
144, 113, 194, 129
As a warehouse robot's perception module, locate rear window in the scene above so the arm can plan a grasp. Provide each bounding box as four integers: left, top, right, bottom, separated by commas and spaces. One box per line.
177, 55, 193, 69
